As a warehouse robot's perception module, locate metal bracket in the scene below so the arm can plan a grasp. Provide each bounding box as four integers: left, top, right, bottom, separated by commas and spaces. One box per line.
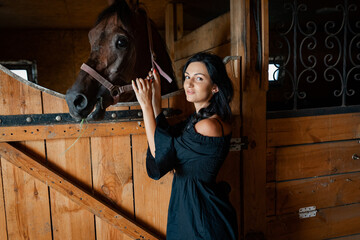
0, 108, 181, 127
230, 137, 248, 151
299, 206, 317, 219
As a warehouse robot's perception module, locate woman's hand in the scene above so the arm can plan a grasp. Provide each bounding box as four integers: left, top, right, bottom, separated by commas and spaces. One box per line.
151, 69, 162, 117
132, 77, 153, 110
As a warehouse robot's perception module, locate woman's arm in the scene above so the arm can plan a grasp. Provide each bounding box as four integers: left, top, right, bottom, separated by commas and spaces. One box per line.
132, 69, 161, 157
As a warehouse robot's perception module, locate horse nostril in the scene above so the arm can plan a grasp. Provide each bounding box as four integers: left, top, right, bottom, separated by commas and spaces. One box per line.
73, 94, 88, 110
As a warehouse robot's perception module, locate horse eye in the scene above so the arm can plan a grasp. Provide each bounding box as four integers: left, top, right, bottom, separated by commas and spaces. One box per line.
116, 36, 128, 49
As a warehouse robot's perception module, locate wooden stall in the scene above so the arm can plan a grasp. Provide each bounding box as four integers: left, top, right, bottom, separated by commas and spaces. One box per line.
4, 0, 359, 239
0, 1, 245, 239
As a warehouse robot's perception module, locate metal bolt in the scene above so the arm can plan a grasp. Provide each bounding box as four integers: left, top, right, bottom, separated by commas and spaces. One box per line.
137, 111, 143, 117
26, 117, 32, 123
55, 115, 62, 121
111, 113, 117, 119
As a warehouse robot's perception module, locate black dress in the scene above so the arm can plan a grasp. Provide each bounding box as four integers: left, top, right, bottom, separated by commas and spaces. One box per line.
146, 112, 238, 240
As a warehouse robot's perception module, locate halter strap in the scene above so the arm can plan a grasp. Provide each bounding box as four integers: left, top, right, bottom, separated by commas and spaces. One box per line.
80, 63, 133, 104
146, 13, 173, 83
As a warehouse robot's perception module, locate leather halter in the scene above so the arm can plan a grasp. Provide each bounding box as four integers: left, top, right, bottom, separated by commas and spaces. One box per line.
80, 12, 173, 104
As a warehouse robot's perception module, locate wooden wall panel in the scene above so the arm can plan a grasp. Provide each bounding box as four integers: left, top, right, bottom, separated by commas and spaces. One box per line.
267, 113, 360, 147
1, 157, 52, 240
91, 135, 134, 240
42, 93, 96, 240
274, 172, 360, 215
272, 140, 360, 181
0, 158, 7, 240
174, 12, 230, 61
0, 71, 52, 239
132, 134, 172, 238
267, 203, 360, 240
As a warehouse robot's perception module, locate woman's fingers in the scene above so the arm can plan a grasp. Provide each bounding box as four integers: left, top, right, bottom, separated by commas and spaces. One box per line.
152, 68, 160, 82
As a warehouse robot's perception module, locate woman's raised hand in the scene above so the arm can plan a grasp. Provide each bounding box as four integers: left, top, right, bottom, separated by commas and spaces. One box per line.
151, 68, 162, 117
132, 77, 153, 110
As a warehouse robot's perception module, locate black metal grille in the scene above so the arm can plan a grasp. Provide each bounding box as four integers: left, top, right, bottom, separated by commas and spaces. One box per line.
267, 0, 360, 116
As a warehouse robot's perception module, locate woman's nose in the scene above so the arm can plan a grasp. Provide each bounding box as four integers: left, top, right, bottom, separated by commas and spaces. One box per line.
186, 78, 194, 87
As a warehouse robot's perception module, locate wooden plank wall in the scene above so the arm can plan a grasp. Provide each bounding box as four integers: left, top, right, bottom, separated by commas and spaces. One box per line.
266, 113, 360, 239
0, 67, 52, 239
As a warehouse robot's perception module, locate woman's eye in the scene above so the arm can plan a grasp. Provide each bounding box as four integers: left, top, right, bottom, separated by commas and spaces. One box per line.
184, 75, 190, 80
196, 77, 203, 81
116, 36, 128, 49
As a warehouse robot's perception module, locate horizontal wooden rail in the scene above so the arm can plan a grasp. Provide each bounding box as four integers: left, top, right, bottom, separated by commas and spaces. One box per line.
267, 112, 360, 147
174, 12, 230, 61
0, 142, 159, 240
0, 121, 145, 142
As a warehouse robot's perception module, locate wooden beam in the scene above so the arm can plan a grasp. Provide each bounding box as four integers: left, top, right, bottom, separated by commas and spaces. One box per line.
165, 3, 175, 61
174, 12, 230, 61
234, 0, 267, 238
0, 142, 159, 240
0, 158, 7, 240
0, 121, 145, 142
176, 3, 183, 40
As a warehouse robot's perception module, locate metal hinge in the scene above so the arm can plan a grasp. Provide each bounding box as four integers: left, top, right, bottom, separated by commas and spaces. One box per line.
230, 137, 248, 151
299, 206, 317, 219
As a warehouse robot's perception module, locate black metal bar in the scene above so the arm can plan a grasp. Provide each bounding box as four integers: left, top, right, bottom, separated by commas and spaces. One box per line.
267, 105, 360, 119
0, 108, 182, 127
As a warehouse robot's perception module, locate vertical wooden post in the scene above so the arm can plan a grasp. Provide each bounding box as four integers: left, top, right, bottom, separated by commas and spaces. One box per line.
165, 3, 175, 61
176, 3, 184, 40
231, 0, 267, 238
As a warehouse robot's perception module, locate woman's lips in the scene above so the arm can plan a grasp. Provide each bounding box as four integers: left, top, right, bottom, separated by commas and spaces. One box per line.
186, 90, 195, 95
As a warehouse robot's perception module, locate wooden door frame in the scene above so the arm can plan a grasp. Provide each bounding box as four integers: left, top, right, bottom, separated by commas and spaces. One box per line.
231, 0, 268, 238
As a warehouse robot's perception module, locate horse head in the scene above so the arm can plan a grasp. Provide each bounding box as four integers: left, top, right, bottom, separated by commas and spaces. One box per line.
65, 0, 178, 121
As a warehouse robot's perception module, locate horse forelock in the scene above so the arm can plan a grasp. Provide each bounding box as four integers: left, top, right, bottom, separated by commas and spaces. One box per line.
96, 0, 133, 29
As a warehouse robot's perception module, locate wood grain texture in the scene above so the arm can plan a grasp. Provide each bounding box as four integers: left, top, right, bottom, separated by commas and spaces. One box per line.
91, 135, 134, 240
267, 113, 360, 147
174, 12, 230, 61
267, 203, 360, 240
0, 121, 146, 142
42, 92, 95, 240
132, 134, 172, 238
0, 158, 8, 240
0, 69, 52, 240
165, 3, 175, 61
274, 171, 360, 215
238, 0, 267, 236
272, 140, 360, 181
0, 142, 159, 240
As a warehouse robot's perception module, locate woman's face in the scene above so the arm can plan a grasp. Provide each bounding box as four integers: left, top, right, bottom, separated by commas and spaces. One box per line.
183, 62, 218, 110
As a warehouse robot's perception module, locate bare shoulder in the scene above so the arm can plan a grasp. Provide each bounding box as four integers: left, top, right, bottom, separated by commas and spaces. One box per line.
194, 117, 231, 137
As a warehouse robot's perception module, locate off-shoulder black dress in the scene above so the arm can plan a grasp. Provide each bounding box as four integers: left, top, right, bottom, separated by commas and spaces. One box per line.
146, 112, 238, 240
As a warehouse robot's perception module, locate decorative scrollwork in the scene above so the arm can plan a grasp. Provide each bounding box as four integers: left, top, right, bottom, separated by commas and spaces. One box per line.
268, 0, 360, 112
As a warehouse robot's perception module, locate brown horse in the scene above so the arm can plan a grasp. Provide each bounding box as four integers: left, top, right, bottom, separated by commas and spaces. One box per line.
65, 0, 178, 121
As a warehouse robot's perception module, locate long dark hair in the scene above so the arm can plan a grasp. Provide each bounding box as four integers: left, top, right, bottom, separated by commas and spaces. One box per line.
182, 52, 234, 123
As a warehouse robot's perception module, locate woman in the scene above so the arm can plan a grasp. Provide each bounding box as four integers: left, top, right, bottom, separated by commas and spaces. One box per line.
132, 52, 238, 239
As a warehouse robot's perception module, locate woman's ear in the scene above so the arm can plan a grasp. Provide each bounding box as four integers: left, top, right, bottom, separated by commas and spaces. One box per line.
212, 84, 219, 94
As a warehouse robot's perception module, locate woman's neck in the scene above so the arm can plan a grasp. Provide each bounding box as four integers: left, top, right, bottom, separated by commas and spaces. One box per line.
194, 102, 210, 113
